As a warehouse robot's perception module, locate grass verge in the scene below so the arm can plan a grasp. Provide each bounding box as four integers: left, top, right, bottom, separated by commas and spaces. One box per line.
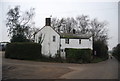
91, 56, 108, 63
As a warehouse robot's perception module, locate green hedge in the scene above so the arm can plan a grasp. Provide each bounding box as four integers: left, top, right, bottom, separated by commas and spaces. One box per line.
112, 44, 120, 61
5, 42, 42, 60
65, 48, 92, 63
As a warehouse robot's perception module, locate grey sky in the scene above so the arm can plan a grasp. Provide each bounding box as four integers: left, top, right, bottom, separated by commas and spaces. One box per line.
0, 0, 119, 50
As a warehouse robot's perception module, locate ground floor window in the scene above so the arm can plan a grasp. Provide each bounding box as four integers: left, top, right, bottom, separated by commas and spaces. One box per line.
61, 49, 64, 52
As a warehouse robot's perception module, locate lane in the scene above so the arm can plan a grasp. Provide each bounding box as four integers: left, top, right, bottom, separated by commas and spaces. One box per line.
2, 52, 118, 79
0, 51, 2, 80
60, 57, 118, 79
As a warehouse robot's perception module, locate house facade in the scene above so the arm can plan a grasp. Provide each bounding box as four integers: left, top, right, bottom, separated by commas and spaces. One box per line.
35, 25, 60, 57
35, 18, 93, 58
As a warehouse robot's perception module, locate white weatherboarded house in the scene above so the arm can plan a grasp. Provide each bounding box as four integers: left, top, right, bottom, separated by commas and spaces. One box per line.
35, 18, 93, 58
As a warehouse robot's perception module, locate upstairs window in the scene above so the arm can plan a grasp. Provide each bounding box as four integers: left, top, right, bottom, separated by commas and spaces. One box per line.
61, 49, 64, 52
79, 39, 81, 44
89, 38, 91, 41
73, 29, 76, 34
53, 36, 56, 42
65, 39, 69, 44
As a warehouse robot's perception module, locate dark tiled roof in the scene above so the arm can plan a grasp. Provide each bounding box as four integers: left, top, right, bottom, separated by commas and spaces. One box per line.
36, 26, 92, 39
59, 33, 92, 39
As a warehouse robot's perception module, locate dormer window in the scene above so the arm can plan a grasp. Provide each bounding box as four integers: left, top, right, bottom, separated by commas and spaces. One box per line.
53, 36, 56, 42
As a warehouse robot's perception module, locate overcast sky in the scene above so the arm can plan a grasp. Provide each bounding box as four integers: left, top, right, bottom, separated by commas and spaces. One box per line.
0, 0, 119, 50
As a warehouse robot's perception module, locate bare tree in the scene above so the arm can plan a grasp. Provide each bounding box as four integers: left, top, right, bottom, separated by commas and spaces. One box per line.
51, 18, 66, 33
27, 27, 40, 41
90, 18, 108, 56
6, 5, 35, 42
51, 17, 77, 33
65, 17, 77, 33
76, 15, 90, 34
51, 18, 59, 31
51, 16, 108, 42
90, 18, 108, 42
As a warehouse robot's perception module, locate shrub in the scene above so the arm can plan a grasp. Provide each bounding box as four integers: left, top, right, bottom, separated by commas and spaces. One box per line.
5, 42, 41, 60
65, 48, 92, 63
10, 34, 30, 42
94, 40, 108, 58
2, 45, 6, 51
112, 44, 120, 61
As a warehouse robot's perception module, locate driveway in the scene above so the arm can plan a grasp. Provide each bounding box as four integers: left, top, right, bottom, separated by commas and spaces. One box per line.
2, 52, 118, 79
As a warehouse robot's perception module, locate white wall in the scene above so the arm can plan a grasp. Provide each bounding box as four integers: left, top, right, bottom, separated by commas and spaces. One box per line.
60, 37, 93, 50
35, 26, 60, 57
35, 26, 93, 58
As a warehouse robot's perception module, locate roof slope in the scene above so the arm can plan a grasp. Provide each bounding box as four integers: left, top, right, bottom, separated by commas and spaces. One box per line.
59, 33, 92, 39
36, 26, 92, 39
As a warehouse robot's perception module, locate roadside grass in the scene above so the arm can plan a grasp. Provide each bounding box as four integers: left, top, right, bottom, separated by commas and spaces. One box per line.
33, 56, 66, 63
113, 55, 120, 62
35, 55, 108, 64
91, 57, 108, 63
14, 56, 108, 64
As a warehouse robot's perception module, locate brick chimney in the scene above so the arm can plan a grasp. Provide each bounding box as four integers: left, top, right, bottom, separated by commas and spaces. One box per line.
45, 18, 51, 26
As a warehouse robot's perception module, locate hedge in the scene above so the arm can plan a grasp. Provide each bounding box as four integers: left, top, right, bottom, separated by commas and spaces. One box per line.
112, 44, 120, 61
5, 42, 42, 60
65, 48, 92, 63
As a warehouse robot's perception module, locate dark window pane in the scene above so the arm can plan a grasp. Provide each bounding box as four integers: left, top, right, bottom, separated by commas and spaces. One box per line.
53, 36, 56, 42
79, 39, 81, 44
65, 39, 69, 44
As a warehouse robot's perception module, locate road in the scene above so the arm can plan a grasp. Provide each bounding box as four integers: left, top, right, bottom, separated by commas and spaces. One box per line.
0, 51, 2, 80
60, 57, 118, 79
2, 52, 119, 79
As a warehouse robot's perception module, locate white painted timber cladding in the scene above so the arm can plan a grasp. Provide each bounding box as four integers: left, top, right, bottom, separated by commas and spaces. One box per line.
60, 38, 93, 50
35, 26, 60, 57
35, 26, 93, 58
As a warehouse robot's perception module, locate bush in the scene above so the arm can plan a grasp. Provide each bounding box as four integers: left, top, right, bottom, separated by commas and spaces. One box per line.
65, 48, 92, 63
112, 44, 120, 61
10, 34, 30, 42
94, 40, 108, 58
2, 45, 6, 51
5, 42, 42, 60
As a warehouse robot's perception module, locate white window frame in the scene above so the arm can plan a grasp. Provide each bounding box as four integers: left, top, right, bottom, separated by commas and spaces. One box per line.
79, 39, 81, 44
65, 39, 69, 44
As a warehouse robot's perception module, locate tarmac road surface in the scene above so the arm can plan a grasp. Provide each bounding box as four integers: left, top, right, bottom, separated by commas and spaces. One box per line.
0, 51, 2, 80
2, 52, 119, 79
60, 57, 118, 79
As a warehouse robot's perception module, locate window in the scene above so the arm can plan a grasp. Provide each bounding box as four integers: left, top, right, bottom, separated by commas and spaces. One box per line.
53, 36, 56, 42
89, 38, 91, 41
61, 49, 64, 52
79, 39, 81, 44
65, 39, 69, 44
73, 29, 76, 34
38, 36, 42, 43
